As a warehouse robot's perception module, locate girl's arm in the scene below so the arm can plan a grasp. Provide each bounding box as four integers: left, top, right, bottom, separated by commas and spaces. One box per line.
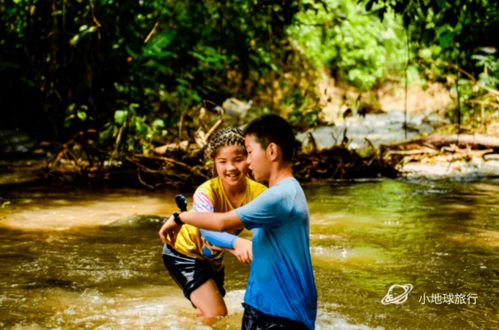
200, 229, 237, 249
201, 229, 252, 264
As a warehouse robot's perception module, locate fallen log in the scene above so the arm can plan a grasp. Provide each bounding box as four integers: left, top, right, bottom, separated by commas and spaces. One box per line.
380, 133, 499, 176
393, 134, 499, 150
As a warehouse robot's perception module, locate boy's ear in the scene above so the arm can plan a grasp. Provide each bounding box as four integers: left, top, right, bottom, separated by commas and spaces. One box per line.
266, 142, 280, 161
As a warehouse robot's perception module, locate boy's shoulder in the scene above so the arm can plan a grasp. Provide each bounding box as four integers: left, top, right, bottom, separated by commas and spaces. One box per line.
258, 177, 301, 204
274, 176, 300, 190
271, 177, 306, 205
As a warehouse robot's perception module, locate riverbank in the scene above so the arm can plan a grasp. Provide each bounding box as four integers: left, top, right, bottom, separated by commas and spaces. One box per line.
1, 135, 497, 190
1, 111, 498, 188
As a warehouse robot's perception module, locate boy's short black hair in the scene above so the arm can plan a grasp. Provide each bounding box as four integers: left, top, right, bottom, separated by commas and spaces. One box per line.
243, 114, 295, 162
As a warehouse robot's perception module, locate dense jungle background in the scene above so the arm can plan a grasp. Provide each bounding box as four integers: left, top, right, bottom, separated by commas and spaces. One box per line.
1, 0, 498, 187
1, 3, 498, 329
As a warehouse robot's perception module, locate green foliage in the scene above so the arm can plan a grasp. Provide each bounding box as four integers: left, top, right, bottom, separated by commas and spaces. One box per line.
0, 0, 304, 143
356, 0, 499, 130
2, 0, 497, 149
99, 103, 166, 156
287, 0, 407, 90
358, 0, 499, 81
473, 48, 499, 88
64, 104, 89, 129
451, 49, 499, 130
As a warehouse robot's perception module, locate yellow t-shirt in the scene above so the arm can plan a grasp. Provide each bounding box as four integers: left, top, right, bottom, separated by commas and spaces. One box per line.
172, 176, 267, 270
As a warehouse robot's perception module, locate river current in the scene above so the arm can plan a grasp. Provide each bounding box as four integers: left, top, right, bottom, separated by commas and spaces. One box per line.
0, 179, 497, 329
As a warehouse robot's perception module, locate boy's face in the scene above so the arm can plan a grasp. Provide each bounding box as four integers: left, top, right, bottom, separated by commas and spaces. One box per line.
244, 134, 270, 182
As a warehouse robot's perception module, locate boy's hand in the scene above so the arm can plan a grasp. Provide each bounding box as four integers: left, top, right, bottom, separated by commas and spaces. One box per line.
159, 215, 182, 246
228, 238, 252, 264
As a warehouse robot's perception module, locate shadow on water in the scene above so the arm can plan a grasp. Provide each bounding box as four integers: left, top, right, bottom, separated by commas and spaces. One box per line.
0, 179, 498, 329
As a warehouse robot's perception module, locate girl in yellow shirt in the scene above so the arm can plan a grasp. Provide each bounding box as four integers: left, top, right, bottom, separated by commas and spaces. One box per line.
159, 128, 266, 324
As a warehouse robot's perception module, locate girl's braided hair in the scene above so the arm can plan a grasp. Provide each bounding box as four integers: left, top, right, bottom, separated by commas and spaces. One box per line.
204, 127, 245, 160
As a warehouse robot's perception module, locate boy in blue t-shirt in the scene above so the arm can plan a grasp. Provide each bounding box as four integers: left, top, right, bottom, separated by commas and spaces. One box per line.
160, 114, 317, 329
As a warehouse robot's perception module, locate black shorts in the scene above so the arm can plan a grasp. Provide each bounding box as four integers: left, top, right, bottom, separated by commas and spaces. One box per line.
162, 244, 225, 300
242, 303, 309, 330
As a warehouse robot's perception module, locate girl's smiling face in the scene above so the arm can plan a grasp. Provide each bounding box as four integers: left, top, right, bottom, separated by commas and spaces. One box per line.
214, 144, 248, 188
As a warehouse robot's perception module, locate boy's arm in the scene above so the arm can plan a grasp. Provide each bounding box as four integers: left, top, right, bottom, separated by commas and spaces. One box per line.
181, 210, 244, 231
159, 210, 244, 245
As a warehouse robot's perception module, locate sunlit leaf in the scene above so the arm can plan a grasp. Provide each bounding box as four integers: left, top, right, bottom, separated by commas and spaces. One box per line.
69, 34, 79, 47
152, 119, 165, 129
114, 110, 128, 125
77, 110, 87, 120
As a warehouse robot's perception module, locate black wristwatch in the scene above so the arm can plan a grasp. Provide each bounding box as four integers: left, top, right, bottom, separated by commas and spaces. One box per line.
173, 212, 184, 225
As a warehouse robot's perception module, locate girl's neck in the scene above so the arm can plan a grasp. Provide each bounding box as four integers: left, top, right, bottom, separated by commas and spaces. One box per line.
221, 177, 247, 207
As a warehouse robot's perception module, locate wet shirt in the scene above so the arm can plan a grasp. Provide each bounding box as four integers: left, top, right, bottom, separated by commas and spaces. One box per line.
163, 176, 266, 270
235, 177, 317, 329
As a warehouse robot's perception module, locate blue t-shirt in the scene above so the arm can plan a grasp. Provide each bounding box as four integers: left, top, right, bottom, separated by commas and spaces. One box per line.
235, 177, 317, 329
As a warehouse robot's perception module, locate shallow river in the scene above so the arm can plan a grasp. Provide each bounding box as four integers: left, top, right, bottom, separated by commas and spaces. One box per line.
0, 179, 497, 329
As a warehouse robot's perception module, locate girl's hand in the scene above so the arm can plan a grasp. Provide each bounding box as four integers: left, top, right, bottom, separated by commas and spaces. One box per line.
228, 238, 252, 264
158, 215, 182, 246
202, 238, 224, 252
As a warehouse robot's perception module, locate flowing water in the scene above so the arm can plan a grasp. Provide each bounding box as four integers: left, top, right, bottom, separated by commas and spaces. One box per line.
0, 179, 497, 329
